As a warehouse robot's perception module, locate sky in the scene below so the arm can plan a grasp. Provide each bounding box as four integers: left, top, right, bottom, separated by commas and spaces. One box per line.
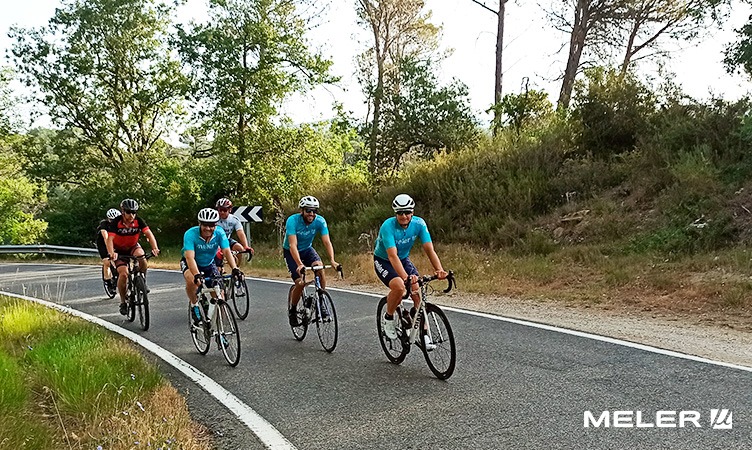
2, 0, 752, 128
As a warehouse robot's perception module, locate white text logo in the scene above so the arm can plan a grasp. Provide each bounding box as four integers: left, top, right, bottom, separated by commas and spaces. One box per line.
584, 410, 732, 429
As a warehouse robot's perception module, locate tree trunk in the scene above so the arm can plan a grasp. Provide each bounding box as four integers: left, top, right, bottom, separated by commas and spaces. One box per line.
558, 0, 590, 111
492, 0, 506, 136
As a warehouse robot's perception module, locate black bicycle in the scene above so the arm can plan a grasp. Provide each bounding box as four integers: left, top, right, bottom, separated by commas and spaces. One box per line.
190, 274, 241, 367
376, 271, 457, 379
288, 264, 343, 353
117, 252, 154, 331
102, 259, 118, 299
218, 249, 252, 320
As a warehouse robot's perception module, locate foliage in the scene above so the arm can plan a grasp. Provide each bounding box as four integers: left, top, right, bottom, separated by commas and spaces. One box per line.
378, 58, 479, 173
491, 87, 554, 136
570, 67, 656, 158
0, 137, 47, 245
725, 16, 752, 77
9, 0, 188, 160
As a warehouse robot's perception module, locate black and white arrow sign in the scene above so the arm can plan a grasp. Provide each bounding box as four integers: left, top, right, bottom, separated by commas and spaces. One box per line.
231, 206, 263, 223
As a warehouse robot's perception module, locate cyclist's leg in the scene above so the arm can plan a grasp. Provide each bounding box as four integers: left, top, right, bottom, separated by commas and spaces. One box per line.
133, 244, 147, 273
113, 253, 129, 304
181, 258, 199, 305
230, 240, 243, 266
284, 249, 304, 306
302, 247, 324, 289
97, 238, 111, 280
374, 256, 405, 316
402, 257, 420, 311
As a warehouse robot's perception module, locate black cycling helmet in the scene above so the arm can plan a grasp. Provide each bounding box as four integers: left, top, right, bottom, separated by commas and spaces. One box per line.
120, 198, 139, 211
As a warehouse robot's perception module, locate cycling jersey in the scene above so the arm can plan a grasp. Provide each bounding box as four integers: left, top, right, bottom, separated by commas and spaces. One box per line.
106, 216, 150, 251
218, 213, 242, 240
95, 219, 109, 258
282, 214, 329, 251
373, 216, 432, 260
182, 226, 230, 267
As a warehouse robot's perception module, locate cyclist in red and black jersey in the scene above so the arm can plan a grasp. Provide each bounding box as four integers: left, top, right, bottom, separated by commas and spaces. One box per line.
106, 198, 161, 315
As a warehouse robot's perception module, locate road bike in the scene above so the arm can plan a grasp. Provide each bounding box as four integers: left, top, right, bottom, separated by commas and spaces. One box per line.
190, 274, 241, 367
117, 252, 155, 331
217, 249, 252, 320
288, 264, 343, 353
376, 271, 457, 379
102, 259, 118, 299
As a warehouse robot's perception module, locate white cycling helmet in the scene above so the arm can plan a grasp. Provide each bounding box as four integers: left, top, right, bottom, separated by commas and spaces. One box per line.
298, 196, 320, 209
106, 208, 121, 220
392, 194, 415, 212
197, 207, 220, 223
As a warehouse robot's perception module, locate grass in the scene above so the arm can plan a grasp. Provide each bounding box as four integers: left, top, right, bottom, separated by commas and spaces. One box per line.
0, 296, 212, 450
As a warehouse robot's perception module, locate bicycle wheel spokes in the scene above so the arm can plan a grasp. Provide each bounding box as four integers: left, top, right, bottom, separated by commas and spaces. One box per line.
217, 303, 241, 367
231, 277, 250, 320
189, 302, 210, 355
421, 303, 456, 380
376, 297, 409, 364
136, 285, 150, 331
315, 291, 338, 353
126, 286, 136, 323
288, 285, 308, 341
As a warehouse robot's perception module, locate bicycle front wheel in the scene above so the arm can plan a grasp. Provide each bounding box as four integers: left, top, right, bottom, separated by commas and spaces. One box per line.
288, 285, 307, 341
135, 283, 149, 331
231, 277, 250, 320
126, 288, 136, 323
376, 296, 408, 364
420, 303, 456, 380
217, 302, 241, 367
189, 301, 210, 355
315, 291, 338, 353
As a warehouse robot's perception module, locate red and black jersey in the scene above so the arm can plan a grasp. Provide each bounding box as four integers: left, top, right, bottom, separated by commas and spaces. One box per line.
106, 216, 150, 250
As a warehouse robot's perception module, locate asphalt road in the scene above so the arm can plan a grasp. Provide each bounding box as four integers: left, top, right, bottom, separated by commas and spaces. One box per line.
1, 263, 750, 449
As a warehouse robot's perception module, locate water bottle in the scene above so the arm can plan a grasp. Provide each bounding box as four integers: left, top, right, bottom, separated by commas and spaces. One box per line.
207, 298, 216, 321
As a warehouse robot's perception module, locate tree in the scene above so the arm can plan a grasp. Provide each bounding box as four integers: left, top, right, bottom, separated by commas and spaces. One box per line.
724, 13, 752, 77
176, 0, 333, 163
10, 0, 188, 161
617, 0, 729, 74
379, 58, 479, 173
355, 0, 440, 176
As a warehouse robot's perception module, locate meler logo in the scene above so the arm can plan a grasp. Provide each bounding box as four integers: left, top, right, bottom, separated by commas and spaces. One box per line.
584, 409, 733, 429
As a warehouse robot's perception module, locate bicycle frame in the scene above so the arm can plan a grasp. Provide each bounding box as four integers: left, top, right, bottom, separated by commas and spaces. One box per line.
299, 264, 342, 312
401, 272, 456, 346
195, 276, 226, 326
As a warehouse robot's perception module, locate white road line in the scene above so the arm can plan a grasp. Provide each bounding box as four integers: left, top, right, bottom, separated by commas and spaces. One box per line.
0, 290, 296, 450
6, 263, 752, 374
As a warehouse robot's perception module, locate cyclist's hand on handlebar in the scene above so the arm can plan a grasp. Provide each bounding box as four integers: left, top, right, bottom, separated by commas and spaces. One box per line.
296, 264, 305, 275
232, 267, 243, 279
109, 252, 118, 261
151, 248, 160, 257
245, 246, 254, 256
193, 273, 204, 286
436, 269, 448, 280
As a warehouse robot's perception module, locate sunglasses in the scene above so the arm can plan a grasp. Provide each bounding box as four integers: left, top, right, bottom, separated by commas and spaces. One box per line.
199, 222, 216, 228
304, 208, 318, 214
396, 210, 413, 216
123, 209, 136, 215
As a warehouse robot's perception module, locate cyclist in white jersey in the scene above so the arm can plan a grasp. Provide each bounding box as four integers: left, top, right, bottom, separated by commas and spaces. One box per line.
215, 198, 254, 263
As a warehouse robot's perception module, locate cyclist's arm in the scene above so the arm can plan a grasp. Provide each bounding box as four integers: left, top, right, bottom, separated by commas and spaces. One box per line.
385, 247, 410, 281
143, 229, 160, 256
321, 234, 338, 268
288, 235, 304, 272
184, 250, 201, 277
106, 233, 116, 259
422, 242, 447, 279
221, 246, 238, 271
99, 229, 108, 241
235, 227, 251, 249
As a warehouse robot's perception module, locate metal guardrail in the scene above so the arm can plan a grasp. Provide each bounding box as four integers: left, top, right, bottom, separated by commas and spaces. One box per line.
0, 245, 99, 257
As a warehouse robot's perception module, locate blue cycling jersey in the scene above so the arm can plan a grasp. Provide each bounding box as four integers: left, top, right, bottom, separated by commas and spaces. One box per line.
182, 226, 230, 267
282, 214, 329, 251
373, 216, 432, 260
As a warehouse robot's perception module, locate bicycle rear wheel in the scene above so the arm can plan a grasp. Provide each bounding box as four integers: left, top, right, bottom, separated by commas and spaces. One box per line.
135, 283, 149, 331
231, 277, 250, 320
189, 300, 210, 355
376, 296, 408, 364
420, 303, 456, 380
288, 285, 307, 341
315, 291, 338, 353
217, 302, 241, 367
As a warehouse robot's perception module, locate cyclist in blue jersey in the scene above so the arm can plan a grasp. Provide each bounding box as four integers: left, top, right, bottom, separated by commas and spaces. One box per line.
374, 194, 447, 343
182, 208, 242, 324
283, 195, 340, 326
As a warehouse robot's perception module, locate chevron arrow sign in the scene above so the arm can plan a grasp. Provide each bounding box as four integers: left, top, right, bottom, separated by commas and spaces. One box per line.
231, 205, 263, 223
